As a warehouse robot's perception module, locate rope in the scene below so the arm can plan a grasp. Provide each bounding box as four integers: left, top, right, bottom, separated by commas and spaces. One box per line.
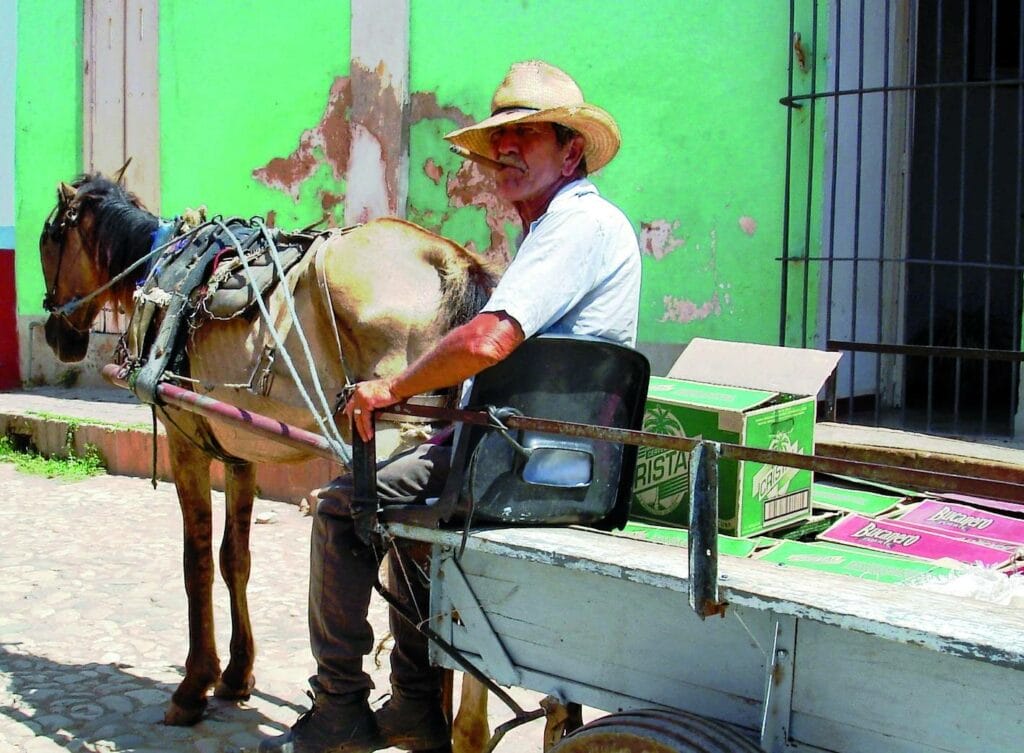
214, 219, 352, 465
254, 217, 354, 399
150, 405, 158, 489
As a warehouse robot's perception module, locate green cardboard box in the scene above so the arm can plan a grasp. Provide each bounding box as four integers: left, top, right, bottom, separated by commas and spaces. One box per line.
620, 521, 759, 558
812, 481, 906, 517
630, 338, 840, 537
756, 539, 962, 583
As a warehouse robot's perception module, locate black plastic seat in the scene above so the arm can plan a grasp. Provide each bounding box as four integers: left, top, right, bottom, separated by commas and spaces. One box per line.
401, 334, 650, 531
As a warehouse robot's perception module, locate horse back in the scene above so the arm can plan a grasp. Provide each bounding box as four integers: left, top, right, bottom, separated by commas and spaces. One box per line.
318, 218, 498, 381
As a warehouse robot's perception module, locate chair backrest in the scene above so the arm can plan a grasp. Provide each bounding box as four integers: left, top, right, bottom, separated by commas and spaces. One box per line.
440, 334, 650, 530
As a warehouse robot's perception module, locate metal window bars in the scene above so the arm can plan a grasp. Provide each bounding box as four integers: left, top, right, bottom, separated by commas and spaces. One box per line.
780, 0, 1024, 438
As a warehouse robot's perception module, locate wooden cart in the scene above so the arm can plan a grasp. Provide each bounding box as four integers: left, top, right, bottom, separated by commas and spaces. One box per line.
387, 519, 1024, 752
107, 354, 1024, 753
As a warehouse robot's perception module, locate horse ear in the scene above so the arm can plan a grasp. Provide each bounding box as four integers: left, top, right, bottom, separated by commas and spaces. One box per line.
58, 182, 77, 203
112, 157, 132, 184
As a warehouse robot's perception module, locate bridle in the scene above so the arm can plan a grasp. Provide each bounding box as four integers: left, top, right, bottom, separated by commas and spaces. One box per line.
41, 190, 171, 330
41, 194, 94, 334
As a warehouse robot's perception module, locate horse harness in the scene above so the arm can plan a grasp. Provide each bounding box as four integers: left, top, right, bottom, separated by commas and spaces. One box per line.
117, 217, 357, 462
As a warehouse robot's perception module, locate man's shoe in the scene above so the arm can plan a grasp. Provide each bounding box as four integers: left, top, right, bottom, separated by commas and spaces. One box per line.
374, 693, 450, 750
259, 692, 384, 753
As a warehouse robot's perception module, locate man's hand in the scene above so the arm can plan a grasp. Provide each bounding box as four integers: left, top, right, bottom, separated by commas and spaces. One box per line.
341, 312, 524, 443
343, 378, 401, 442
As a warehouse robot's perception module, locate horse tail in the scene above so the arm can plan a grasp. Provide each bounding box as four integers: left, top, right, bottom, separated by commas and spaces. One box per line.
434, 245, 501, 334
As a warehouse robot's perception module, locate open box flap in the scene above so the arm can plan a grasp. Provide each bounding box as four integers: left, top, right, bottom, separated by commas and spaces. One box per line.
667, 338, 842, 397
646, 377, 779, 413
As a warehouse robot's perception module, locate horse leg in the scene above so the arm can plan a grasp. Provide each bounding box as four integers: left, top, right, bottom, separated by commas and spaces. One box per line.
452, 675, 490, 753
541, 698, 584, 751
164, 430, 222, 726
214, 460, 257, 700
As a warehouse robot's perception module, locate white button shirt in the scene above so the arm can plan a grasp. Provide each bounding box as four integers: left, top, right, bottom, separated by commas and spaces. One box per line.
481, 178, 641, 347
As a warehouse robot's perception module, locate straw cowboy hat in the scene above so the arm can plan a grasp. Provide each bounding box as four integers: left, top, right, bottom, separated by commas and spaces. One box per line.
445, 60, 621, 173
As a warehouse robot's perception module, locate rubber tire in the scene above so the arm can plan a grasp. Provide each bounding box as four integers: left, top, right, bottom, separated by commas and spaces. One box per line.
547, 708, 763, 753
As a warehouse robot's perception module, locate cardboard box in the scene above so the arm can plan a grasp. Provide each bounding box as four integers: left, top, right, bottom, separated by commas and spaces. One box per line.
819, 513, 1016, 567
897, 499, 1024, 551
758, 539, 962, 583
620, 521, 759, 558
630, 338, 840, 537
812, 482, 906, 517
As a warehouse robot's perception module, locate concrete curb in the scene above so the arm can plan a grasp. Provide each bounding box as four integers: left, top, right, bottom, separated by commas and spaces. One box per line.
0, 388, 341, 504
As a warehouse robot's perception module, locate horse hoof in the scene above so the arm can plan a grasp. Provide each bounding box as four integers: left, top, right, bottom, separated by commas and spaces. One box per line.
214, 674, 255, 701
163, 698, 207, 726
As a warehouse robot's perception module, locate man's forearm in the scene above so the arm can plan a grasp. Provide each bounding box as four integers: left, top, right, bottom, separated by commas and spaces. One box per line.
388, 312, 524, 400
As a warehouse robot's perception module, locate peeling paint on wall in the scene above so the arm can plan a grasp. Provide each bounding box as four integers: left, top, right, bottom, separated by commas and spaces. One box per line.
253, 76, 514, 261
739, 215, 757, 236
423, 158, 443, 185
346, 122, 390, 223
349, 60, 405, 215
252, 76, 352, 209
660, 291, 722, 323
410, 91, 473, 128
657, 226, 730, 323
639, 219, 685, 260
444, 162, 516, 266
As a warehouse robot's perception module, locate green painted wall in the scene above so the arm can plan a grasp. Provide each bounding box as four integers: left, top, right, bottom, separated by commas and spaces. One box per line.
14, 0, 82, 316
13, 0, 349, 319
408, 0, 826, 348
160, 0, 350, 227
15, 0, 829, 353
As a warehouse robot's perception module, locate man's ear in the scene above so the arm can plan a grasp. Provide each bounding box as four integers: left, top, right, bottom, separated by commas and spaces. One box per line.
561, 135, 586, 177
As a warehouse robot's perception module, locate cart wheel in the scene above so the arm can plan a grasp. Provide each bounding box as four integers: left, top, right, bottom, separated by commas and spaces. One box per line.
547, 708, 763, 753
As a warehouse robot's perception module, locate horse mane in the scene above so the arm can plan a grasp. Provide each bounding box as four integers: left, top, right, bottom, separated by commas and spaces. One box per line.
69, 173, 160, 308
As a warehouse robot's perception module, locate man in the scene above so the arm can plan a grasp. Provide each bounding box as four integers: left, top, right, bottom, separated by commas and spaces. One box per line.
261, 60, 641, 753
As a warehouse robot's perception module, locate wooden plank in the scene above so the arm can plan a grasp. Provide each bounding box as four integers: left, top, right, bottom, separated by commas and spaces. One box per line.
816, 421, 1024, 481
410, 523, 1024, 751
391, 524, 1024, 667
84, 0, 126, 174
789, 620, 1024, 753
437, 556, 520, 686
431, 544, 771, 731
123, 0, 160, 212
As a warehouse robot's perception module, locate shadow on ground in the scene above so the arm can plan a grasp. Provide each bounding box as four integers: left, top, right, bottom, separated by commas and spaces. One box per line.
0, 642, 303, 752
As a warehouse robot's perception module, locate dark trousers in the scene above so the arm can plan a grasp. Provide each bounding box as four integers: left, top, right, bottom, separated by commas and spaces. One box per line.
308, 441, 451, 701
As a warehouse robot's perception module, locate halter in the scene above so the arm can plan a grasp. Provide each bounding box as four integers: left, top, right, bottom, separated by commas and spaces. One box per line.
41, 197, 94, 332
42, 193, 175, 325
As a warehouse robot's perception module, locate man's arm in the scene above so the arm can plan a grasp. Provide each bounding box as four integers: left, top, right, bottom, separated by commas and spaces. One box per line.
344, 311, 525, 440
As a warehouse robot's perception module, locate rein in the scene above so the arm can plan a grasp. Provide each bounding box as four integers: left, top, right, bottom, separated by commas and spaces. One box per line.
214, 218, 353, 465
43, 183, 360, 468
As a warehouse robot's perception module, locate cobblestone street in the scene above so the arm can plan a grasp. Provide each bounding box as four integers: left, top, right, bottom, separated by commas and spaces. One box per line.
0, 464, 544, 753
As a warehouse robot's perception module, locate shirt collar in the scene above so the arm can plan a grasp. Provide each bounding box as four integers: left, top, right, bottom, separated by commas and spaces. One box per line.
525, 179, 599, 236
529, 178, 596, 228
547, 178, 597, 212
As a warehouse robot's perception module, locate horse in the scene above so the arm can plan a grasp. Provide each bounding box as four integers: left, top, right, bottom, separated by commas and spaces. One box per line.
38, 167, 500, 736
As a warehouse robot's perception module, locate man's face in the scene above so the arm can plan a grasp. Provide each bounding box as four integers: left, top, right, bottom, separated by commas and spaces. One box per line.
488, 122, 576, 205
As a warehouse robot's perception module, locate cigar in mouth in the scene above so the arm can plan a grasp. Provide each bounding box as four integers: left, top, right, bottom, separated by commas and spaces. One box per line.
449, 145, 525, 171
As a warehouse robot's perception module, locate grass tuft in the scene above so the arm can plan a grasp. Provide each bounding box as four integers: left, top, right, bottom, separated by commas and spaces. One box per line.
0, 435, 107, 480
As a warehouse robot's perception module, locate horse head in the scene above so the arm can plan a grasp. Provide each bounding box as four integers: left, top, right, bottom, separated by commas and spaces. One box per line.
39, 163, 155, 362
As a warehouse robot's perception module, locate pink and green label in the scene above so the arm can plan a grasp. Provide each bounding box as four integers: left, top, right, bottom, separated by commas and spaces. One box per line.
820, 514, 1014, 567
899, 500, 1024, 547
